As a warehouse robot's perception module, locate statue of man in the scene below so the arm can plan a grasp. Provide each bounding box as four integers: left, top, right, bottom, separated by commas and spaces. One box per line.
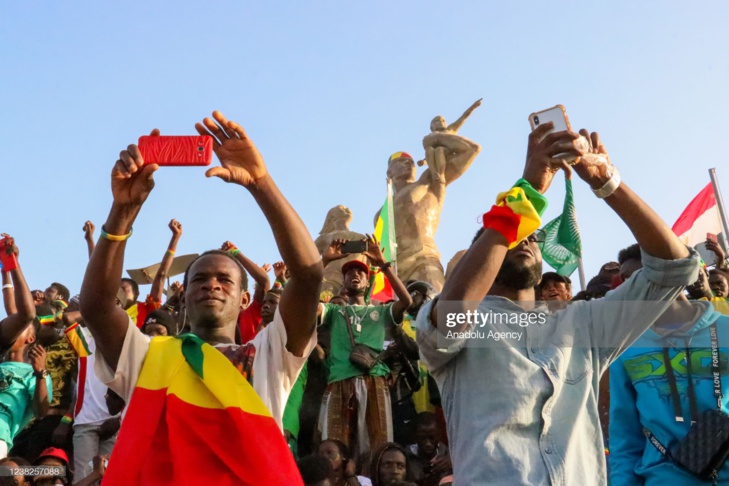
382, 100, 482, 291
315, 205, 365, 295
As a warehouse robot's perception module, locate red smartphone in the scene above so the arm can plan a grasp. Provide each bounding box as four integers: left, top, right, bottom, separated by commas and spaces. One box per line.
138, 135, 213, 166
0, 237, 18, 272
708, 233, 718, 243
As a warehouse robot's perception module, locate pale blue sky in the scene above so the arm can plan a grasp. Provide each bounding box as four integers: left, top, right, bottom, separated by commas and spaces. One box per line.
1, 2, 728, 314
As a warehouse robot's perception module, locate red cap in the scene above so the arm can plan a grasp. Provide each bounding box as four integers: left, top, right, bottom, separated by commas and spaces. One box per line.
34, 447, 69, 466
341, 260, 370, 278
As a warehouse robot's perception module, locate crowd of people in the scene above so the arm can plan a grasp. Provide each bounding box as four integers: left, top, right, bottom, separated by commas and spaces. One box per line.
0, 110, 728, 485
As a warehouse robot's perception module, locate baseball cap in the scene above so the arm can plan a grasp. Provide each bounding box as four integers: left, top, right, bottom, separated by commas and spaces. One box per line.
34, 447, 69, 466
341, 259, 370, 278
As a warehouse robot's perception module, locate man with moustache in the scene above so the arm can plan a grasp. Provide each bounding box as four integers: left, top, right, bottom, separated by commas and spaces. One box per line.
415, 121, 700, 485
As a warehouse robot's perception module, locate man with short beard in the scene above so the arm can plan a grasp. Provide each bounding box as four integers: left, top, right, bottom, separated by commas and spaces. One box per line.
416, 122, 699, 485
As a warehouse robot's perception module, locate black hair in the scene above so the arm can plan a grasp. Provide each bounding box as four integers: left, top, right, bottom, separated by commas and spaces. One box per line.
538, 272, 571, 289
297, 455, 333, 485
120, 278, 140, 300
143, 309, 177, 336
415, 411, 438, 429
50, 282, 70, 302
320, 438, 350, 460
472, 227, 485, 246
182, 250, 249, 291
617, 244, 641, 266
0, 456, 31, 483
370, 442, 413, 486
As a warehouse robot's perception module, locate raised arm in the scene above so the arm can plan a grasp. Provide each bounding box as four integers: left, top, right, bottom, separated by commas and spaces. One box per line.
80, 132, 159, 371
2, 271, 16, 316
149, 219, 183, 303
83, 221, 96, 259
446, 98, 482, 134
29, 344, 51, 418
222, 241, 271, 303
0, 237, 36, 349
363, 234, 412, 322
195, 111, 323, 356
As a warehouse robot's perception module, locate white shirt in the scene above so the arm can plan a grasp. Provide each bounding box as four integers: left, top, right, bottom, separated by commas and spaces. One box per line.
94, 308, 315, 430
74, 327, 114, 427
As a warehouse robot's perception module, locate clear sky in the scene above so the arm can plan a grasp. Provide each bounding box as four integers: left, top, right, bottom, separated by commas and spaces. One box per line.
1, 1, 728, 315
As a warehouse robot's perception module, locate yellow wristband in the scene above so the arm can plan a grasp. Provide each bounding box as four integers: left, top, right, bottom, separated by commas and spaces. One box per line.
101, 225, 133, 242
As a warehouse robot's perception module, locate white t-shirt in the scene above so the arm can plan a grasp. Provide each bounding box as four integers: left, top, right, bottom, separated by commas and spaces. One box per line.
94, 308, 315, 430
74, 327, 114, 427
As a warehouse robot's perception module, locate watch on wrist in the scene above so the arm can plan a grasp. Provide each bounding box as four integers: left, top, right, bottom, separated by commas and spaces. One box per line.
34, 369, 48, 380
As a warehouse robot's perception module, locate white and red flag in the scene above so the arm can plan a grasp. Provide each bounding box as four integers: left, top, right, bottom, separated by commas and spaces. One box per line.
672, 182, 724, 248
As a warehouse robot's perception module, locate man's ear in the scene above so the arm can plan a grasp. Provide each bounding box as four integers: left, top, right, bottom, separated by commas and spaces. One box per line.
240, 291, 250, 311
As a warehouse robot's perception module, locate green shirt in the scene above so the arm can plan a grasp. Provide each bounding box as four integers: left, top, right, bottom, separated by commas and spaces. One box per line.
321, 303, 394, 384
0, 362, 53, 448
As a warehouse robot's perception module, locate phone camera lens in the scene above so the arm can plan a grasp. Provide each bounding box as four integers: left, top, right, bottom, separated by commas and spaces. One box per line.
198, 146, 204, 151
533, 116, 539, 125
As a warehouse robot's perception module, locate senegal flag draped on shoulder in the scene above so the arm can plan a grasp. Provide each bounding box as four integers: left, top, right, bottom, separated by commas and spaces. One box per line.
104, 334, 303, 486
370, 179, 397, 302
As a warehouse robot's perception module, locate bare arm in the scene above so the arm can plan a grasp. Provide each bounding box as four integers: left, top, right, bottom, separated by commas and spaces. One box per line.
2, 271, 16, 316
29, 345, 50, 418
196, 111, 323, 357
149, 219, 182, 303
0, 239, 36, 349
223, 242, 271, 303
446, 98, 482, 134
80, 133, 159, 371
83, 221, 96, 259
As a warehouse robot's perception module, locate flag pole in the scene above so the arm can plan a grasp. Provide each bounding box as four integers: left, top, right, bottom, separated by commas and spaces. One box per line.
577, 258, 587, 291
709, 168, 729, 253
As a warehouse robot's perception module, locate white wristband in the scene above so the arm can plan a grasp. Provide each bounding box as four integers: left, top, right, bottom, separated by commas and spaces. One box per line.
592, 167, 621, 199
2, 284, 13, 290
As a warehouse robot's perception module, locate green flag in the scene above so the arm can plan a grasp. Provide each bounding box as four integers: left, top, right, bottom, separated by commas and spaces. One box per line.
541, 179, 582, 276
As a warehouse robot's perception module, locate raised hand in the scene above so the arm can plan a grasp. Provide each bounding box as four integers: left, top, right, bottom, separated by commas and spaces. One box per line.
523, 122, 580, 194
220, 241, 237, 252
572, 129, 613, 189
363, 234, 386, 267
273, 261, 287, 282
261, 263, 272, 274
195, 111, 268, 188
168, 219, 183, 238
29, 344, 47, 373
1, 234, 18, 257
322, 239, 348, 267
169, 281, 183, 296
706, 237, 726, 264
111, 131, 159, 207
83, 221, 96, 241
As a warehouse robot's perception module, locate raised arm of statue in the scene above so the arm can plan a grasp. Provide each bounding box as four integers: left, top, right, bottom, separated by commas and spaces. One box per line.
447, 98, 483, 134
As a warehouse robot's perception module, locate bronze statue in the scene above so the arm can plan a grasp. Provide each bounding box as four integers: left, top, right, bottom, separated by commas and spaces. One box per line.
382, 99, 483, 291
315, 205, 365, 295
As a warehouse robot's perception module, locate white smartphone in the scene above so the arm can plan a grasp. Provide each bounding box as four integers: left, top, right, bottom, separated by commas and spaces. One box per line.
529, 104, 571, 132
528, 105, 587, 164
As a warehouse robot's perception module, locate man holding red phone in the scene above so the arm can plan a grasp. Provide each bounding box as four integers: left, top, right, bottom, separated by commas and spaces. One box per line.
79, 111, 322, 485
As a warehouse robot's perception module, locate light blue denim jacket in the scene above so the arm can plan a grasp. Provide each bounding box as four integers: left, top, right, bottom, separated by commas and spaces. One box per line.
415, 249, 699, 486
